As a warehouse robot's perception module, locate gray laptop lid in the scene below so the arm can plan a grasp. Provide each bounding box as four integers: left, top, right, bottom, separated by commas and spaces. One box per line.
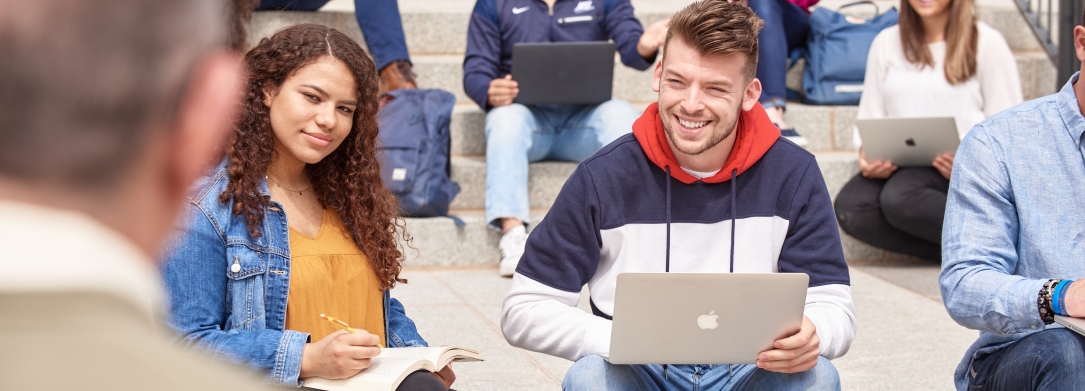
608, 273, 808, 365
856, 117, 960, 167
1056, 316, 1085, 336
511, 42, 614, 105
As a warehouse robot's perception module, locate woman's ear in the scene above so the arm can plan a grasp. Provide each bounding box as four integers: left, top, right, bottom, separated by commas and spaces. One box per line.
262, 82, 276, 107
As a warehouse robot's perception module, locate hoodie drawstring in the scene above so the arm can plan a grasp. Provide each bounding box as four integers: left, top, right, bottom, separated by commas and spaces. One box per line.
729, 169, 737, 274
664, 165, 672, 273
664, 166, 672, 381
659, 168, 737, 383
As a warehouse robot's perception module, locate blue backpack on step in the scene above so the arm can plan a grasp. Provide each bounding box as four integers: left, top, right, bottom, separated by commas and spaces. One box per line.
377, 89, 460, 218
802, 1, 898, 105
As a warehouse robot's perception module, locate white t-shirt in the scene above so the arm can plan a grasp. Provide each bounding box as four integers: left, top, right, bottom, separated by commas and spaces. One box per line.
854, 23, 1023, 149
681, 166, 721, 179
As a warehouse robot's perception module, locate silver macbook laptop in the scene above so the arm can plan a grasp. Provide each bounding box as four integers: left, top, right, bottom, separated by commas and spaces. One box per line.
1056, 315, 1085, 336
607, 273, 808, 365
511, 42, 614, 105
856, 117, 960, 167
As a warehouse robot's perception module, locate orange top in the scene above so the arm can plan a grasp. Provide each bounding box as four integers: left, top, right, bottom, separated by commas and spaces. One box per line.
284, 209, 385, 344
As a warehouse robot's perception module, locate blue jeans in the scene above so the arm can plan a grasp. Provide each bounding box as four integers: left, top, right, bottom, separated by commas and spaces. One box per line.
967, 328, 1085, 390
257, 0, 410, 70
563, 355, 840, 391
484, 100, 637, 228
749, 0, 810, 108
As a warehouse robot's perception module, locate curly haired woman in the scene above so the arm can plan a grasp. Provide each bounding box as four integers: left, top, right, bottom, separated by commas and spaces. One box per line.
160, 24, 453, 390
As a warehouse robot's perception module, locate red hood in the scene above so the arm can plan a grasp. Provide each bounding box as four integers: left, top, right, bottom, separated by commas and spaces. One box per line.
633, 102, 781, 184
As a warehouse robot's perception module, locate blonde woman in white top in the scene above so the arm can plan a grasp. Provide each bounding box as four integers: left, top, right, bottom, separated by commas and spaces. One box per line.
834, 0, 1022, 261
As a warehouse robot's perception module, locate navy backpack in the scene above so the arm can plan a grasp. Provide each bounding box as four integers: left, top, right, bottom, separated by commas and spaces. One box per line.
376, 89, 460, 218
802, 1, 898, 105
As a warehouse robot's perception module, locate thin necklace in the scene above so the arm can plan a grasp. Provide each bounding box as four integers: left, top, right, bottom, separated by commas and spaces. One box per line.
265, 174, 312, 195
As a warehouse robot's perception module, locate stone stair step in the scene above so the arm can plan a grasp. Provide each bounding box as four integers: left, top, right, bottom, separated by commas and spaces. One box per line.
448, 156, 577, 210
405, 152, 883, 266
249, 0, 1055, 103
254, 0, 1043, 54
410, 54, 659, 109
250, 1, 675, 56
400, 209, 548, 266
451, 102, 859, 156
446, 148, 859, 213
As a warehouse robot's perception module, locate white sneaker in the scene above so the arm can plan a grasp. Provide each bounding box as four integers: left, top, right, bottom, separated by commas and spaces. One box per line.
499, 225, 528, 277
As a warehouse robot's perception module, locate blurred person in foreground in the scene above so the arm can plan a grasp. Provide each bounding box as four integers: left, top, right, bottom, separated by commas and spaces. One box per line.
0, 0, 267, 390
939, 9, 1085, 391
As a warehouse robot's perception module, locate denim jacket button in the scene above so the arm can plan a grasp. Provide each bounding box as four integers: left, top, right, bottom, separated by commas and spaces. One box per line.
231, 263, 241, 273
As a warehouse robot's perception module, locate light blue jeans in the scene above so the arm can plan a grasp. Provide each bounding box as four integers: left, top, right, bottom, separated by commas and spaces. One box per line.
484, 99, 638, 228
562, 356, 841, 391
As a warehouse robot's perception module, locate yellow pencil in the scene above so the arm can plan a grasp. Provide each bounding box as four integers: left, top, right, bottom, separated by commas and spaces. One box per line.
319, 314, 385, 348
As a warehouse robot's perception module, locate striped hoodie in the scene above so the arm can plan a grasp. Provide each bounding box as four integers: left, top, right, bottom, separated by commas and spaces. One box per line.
500, 102, 857, 362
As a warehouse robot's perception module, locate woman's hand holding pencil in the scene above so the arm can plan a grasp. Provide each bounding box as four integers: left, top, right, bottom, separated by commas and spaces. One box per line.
298, 314, 384, 380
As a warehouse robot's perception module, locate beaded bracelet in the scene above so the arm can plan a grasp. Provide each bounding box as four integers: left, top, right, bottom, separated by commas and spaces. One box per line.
1038, 279, 1062, 324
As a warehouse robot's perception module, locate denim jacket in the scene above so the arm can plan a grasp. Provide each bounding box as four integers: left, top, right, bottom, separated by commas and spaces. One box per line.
940, 73, 1085, 390
160, 161, 427, 387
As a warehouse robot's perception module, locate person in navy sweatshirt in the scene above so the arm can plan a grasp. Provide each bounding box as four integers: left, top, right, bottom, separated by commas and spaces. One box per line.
463, 0, 670, 276
500, 1, 856, 389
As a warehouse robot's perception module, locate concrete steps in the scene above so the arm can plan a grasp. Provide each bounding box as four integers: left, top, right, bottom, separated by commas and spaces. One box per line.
249, 0, 1058, 103
245, 0, 1044, 265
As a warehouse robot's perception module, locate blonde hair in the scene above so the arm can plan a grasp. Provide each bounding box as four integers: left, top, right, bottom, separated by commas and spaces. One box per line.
899, 0, 979, 84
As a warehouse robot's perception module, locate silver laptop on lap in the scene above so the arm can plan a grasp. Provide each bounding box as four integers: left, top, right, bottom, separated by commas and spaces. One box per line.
856, 117, 960, 167
1056, 315, 1085, 336
607, 273, 808, 365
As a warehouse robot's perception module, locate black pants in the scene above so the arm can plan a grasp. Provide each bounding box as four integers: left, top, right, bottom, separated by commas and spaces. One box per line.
833, 168, 949, 261
305, 370, 446, 391
397, 370, 448, 391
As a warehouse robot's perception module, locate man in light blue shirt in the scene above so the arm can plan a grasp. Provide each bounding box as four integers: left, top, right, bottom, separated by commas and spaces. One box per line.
940, 17, 1085, 390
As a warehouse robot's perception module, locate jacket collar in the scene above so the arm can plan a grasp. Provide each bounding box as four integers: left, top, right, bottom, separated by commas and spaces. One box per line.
632, 102, 780, 184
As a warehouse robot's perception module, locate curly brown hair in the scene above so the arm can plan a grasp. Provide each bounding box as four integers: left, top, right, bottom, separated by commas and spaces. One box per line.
227, 0, 259, 52
221, 23, 410, 289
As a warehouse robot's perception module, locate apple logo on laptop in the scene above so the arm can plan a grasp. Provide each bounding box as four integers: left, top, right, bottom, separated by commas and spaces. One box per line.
697, 310, 719, 330
905, 138, 916, 147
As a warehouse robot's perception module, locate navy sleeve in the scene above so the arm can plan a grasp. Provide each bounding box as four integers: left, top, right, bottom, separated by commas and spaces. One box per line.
604, 0, 652, 71
516, 165, 603, 293
463, 0, 502, 110
777, 158, 851, 287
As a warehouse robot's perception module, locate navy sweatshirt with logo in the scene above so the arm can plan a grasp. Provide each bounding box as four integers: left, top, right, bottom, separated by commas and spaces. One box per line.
464, 0, 652, 110
500, 103, 858, 362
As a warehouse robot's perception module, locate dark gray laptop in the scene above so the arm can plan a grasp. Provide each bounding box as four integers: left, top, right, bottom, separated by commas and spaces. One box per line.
511, 42, 614, 105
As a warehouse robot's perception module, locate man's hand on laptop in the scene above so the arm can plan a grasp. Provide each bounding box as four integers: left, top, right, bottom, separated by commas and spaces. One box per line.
488, 75, 519, 108
755, 315, 820, 373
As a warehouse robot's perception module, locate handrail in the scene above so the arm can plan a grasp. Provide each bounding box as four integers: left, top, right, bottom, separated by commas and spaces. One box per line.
1016, 0, 1084, 87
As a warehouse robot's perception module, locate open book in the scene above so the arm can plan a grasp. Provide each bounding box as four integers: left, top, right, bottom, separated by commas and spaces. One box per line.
302, 346, 483, 391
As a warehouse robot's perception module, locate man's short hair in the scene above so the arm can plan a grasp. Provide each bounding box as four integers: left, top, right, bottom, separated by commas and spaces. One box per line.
663, 0, 765, 81
0, 0, 225, 190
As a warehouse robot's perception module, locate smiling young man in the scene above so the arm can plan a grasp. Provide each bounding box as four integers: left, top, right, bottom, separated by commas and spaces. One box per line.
499, 1, 856, 389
